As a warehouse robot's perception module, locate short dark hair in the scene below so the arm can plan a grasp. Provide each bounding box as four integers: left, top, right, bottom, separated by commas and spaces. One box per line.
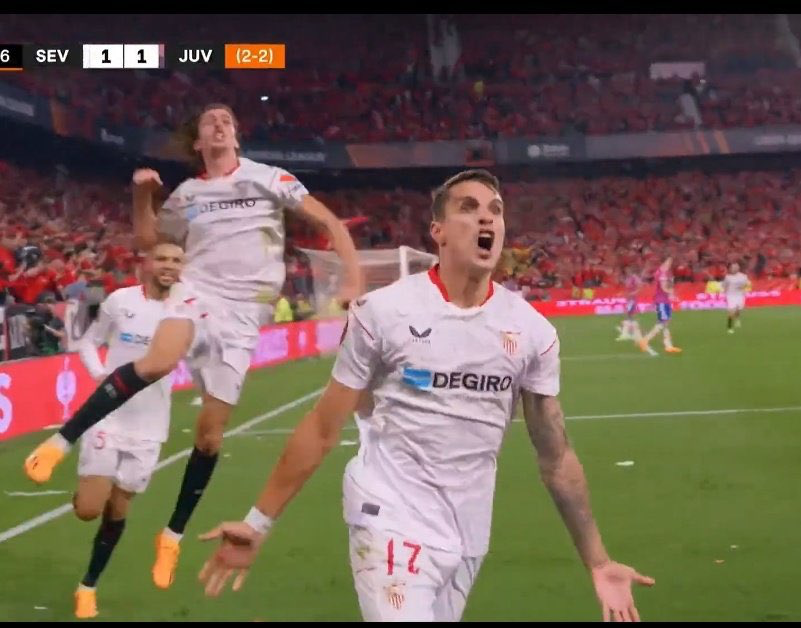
430, 169, 501, 221
151, 234, 184, 251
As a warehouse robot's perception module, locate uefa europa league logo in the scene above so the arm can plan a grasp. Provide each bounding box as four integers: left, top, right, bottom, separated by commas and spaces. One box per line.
56, 356, 77, 421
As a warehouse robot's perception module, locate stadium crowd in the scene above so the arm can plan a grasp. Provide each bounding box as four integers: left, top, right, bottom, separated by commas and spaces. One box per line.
2, 159, 799, 312
2, 13, 801, 356
3, 14, 801, 141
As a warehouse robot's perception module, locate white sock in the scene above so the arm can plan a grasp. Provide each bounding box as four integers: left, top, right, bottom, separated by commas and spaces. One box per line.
163, 527, 183, 543
663, 328, 674, 349
77, 583, 95, 592
50, 433, 72, 453
644, 325, 660, 343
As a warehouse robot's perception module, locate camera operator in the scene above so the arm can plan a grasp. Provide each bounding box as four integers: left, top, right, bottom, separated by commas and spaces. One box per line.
15, 237, 43, 271
29, 294, 66, 356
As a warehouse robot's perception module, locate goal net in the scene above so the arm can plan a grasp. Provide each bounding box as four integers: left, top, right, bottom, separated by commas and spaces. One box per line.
298, 245, 438, 315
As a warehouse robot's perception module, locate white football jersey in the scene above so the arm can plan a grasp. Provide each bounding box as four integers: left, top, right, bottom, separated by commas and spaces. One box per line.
157, 157, 310, 303
79, 286, 172, 443
722, 272, 749, 297
333, 268, 560, 557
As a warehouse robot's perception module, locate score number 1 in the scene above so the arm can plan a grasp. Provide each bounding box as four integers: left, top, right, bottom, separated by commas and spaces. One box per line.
122, 44, 161, 68
102, 49, 145, 64
83, 45, 161, 69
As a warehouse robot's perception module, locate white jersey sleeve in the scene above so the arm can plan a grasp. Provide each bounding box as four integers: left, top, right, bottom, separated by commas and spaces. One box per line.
520, 319, 560, 397
79, 294, 118, 380
255, 167, 309, 212
89, 286, 172, 443
332, 300, 381, 390
157, 183, 189, 243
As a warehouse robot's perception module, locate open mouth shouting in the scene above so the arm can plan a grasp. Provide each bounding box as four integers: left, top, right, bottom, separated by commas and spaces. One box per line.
477, 230, 495, 254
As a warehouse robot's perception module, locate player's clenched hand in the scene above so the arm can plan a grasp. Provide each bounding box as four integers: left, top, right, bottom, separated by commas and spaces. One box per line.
591, 560, 654, 622
198, 521, 266, 597
132, 168, 163, 191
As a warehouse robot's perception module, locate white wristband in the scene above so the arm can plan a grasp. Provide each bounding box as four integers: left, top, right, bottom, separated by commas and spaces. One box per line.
244, 506, 274, 535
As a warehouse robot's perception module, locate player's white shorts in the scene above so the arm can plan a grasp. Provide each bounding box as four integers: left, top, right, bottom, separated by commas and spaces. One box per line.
348, 525, 483, 622
78, 427, 161, 494
726, 294, 745, 312
164, 281, 272, 405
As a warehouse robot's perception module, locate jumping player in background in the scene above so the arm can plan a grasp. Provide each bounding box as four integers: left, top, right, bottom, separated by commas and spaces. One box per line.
639, 257, 682, 355
196, 170, 654, 622
721, 262, 750, 334
71, 240, 183, 618
24, 103, 364, 590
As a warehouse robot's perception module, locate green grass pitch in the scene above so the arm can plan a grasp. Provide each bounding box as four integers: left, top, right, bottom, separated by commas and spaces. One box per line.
1, 307, 799, 621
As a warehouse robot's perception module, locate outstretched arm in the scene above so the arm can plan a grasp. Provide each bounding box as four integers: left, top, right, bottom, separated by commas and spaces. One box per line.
252, 378, 360, 519
199, 296, 381, 597
296, 195, 364, 306
198, 378, 362, 596
522, 391, 654, 621
522, 392, 608, 568
131, 169, 163, 250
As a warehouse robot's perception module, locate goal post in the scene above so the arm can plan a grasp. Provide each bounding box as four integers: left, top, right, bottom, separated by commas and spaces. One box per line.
297, 245, 438, 314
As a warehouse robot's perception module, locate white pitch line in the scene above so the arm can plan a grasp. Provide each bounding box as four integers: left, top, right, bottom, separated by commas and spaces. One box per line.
7, 393, 792, 543
4, 490, 69, 497
508, 405, 801, 424
566, 405, 801, 421
243, 406, 801, 433
238, 425, 358, 437
233, 427, 294, 436
0, 387, 324, 544
562, 354, 648, 361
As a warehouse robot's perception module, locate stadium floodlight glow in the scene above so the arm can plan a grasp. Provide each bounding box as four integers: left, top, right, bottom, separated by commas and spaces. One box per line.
260, 95, 269, 101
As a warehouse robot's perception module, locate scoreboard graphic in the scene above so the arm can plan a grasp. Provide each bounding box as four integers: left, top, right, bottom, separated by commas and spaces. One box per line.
0, 43, 286, 71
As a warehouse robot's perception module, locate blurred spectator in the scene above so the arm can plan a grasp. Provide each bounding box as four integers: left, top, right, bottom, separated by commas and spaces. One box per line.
63, 270, 91, 301
273, 296, 294, 323
294, 296, 315, 321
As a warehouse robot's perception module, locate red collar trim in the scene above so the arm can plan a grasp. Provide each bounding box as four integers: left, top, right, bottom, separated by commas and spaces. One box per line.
197, 160, 241, 180
427, 264, 494, 305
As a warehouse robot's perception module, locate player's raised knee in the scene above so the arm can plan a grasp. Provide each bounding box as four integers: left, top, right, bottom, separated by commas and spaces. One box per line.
73, 495, 103, 521
135, 355, 180, 382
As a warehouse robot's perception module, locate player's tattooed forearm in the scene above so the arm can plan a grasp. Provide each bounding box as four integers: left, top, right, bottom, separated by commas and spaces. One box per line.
524, 394, 570, 469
